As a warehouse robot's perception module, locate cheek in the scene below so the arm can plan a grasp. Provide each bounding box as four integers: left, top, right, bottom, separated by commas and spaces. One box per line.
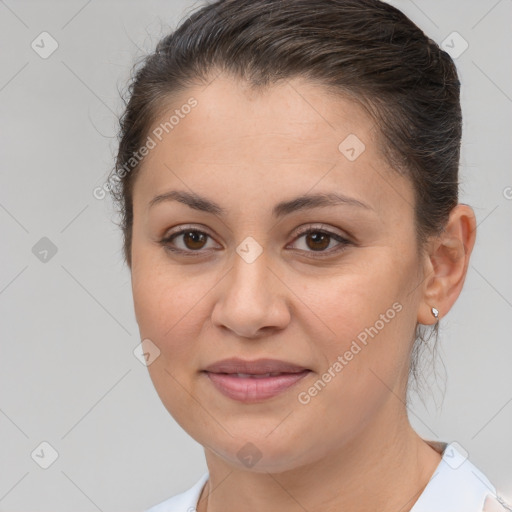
290, 270, 412, 441
132, 240, 186, 332
131, 253, 218, 367
305, 261, 413, 388
131, 258, 211, 426
308, 266, 406, 341
133, 267, 194, 339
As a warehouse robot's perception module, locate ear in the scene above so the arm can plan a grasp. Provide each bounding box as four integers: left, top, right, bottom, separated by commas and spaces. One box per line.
417, 204, 477, 325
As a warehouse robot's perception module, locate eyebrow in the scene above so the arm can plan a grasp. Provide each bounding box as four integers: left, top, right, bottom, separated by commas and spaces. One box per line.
148, 190, 374, 217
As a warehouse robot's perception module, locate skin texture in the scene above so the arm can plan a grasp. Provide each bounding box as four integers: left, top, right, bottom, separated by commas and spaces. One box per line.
130, 74, 477, 512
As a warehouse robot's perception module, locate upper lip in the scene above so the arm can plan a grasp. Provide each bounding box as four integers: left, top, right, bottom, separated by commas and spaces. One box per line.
203, 358, 309, 375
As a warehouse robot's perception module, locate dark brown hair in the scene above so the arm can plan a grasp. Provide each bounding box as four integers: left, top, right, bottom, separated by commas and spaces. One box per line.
109, 0, 461, 399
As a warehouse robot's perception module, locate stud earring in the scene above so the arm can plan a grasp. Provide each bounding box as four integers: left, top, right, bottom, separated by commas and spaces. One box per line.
431, 307, 439, 320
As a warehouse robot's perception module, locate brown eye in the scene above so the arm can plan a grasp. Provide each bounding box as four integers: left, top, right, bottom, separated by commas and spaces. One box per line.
290, 227, 352, 257
181, 231, 208, 250
304, 231, 331, 251
160, 228, 218, 255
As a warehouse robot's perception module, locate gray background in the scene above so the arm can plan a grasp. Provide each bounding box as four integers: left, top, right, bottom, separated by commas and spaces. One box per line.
0, 0, 511, 510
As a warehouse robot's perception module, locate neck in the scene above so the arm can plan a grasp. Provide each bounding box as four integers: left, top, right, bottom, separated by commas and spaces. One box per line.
197, 412, 442, 512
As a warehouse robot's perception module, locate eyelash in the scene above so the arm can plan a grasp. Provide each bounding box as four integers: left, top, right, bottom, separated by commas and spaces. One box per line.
159, 224, 353, 259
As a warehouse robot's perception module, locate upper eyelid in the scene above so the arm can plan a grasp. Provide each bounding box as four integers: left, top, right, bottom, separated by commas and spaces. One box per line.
294, 224, 348, 237
163, 223, 349, 242
162, 224, 217, 242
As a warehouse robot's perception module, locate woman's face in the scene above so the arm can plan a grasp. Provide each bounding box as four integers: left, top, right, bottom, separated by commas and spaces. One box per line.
130, 74, 428, 472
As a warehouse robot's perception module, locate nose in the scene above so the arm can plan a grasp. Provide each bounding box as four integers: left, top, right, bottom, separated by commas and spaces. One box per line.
211, 247, 291, 339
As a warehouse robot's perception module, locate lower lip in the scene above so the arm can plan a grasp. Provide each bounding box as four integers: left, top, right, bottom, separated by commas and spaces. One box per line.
204, 370, 311, 403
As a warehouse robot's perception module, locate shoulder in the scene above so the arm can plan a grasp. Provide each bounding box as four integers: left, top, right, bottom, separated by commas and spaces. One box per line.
144, 472, 209, 512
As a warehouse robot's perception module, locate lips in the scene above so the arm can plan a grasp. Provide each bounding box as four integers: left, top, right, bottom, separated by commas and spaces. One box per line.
202, 358, 311, 403
203, 357, 309, 375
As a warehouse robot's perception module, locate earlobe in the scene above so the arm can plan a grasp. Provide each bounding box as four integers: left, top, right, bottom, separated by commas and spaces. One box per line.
417, 204, 477, 325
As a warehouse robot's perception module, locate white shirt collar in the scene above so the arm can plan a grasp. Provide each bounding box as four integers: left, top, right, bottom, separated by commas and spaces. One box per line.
411, 440, 496, 511
145, 441, 500, 512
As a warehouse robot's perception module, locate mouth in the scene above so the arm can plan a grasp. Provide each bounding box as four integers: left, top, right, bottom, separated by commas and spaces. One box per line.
202, 357, 310, 375
201, 358, 312, 403
219, 372, 298, 378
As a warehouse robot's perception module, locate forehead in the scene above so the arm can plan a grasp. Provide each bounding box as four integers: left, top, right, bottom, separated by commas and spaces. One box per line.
152, 75, 371, 157
133, 74, 414, 223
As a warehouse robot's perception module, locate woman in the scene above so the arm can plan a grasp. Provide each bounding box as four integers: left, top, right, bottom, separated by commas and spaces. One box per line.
108, 0, 510, 510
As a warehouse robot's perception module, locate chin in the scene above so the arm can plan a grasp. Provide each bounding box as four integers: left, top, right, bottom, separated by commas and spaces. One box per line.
203, 431, 316, 474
